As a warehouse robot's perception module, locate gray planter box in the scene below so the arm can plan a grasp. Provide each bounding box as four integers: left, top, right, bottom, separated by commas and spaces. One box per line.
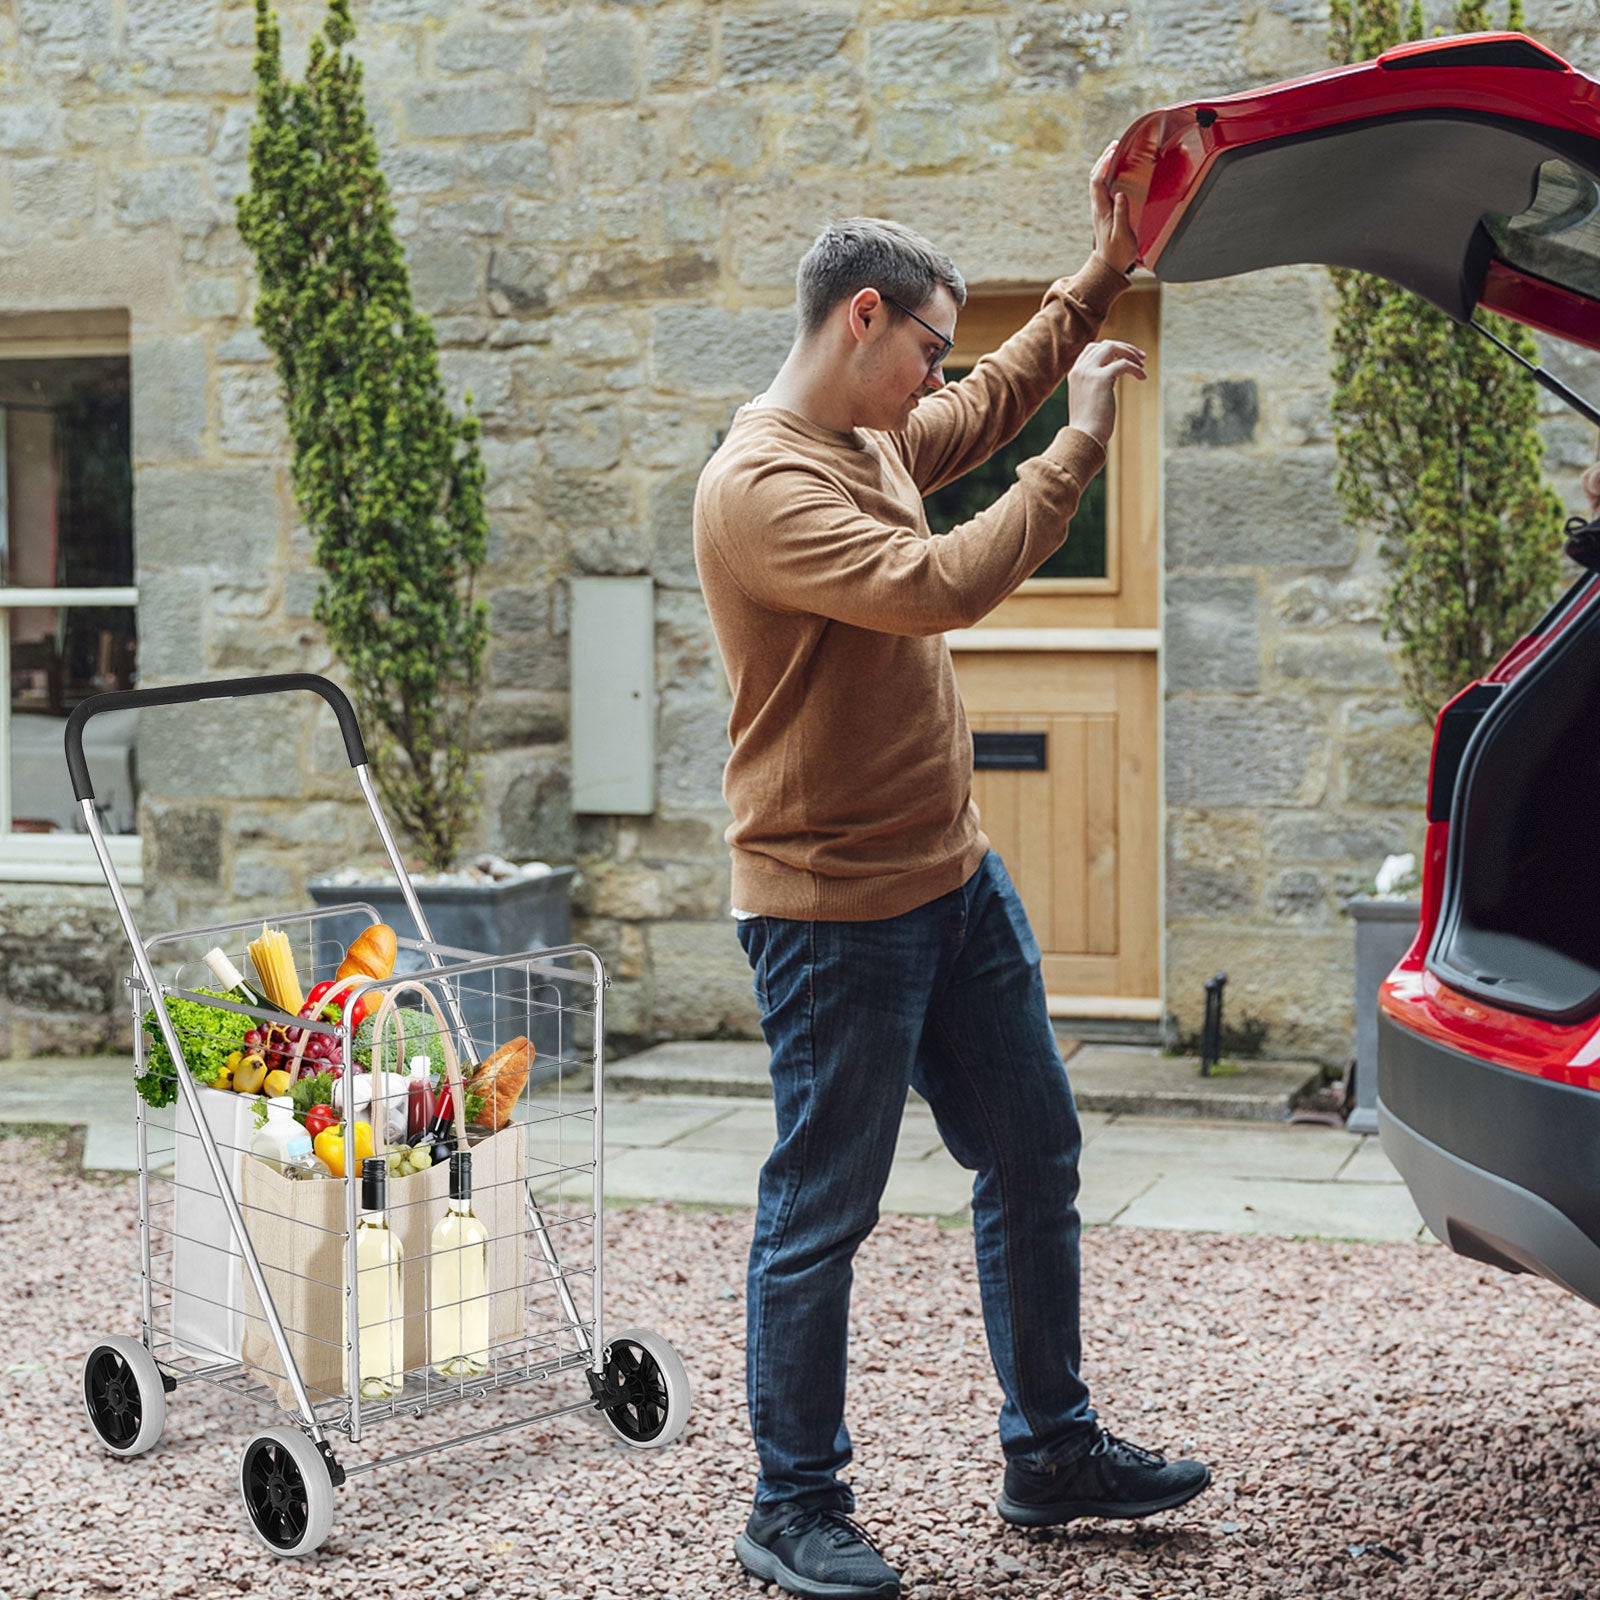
307, 868, 576, 1068
1344, 896, 1422, 1135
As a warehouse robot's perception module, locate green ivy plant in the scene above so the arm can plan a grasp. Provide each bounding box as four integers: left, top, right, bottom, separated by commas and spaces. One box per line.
1327, 0, 1565, 725
237, 0, 489, 871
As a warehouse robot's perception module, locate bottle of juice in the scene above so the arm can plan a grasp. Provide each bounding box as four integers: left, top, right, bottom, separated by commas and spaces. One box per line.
406, 1054, 435, 1142
349, 1157, 404, 1399
430, 1151, 489, 1378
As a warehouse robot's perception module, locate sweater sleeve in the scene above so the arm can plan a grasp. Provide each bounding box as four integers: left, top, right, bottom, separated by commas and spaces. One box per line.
700, 426, 1107, 638
892, 253, 1128, 495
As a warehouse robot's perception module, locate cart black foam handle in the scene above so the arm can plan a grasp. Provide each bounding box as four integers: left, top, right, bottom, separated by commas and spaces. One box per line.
64, 673, 368, 803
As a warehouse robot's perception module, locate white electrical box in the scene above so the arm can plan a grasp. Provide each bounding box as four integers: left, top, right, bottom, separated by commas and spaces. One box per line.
570, 575, 655, 814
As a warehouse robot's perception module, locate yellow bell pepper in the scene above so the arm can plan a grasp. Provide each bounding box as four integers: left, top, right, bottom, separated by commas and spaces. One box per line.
312, 1120, 374, 1180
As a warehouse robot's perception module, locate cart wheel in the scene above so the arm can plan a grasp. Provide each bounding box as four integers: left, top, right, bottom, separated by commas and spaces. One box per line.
240, 1428, 334, 1558
82, 1337, 166, 1458
599, 1327, 691, 1449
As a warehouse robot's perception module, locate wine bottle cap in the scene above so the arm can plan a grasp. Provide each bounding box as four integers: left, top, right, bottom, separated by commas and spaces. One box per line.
202, 947, 246, 992
361, 1156, 387, 1212
449, 1149, 472, 1201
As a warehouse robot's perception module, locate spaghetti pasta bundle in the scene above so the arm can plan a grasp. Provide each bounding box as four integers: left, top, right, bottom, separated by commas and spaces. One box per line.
247, 924, 305, 1014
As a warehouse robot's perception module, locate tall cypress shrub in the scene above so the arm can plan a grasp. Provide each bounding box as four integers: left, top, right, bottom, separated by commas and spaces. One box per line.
1327, 0, 1565, 724
237, 0, 489, 871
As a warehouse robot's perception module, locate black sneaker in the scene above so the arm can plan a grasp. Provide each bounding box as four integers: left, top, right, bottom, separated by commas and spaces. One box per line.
996, 1430, 1211, 1525
734, 1504, 901, 1600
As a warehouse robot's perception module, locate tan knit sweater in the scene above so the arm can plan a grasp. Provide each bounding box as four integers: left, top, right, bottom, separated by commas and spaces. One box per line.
693, 253, 1127, 921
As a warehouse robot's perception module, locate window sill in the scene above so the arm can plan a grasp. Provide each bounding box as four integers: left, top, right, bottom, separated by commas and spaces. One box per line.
0, 835, 141, 887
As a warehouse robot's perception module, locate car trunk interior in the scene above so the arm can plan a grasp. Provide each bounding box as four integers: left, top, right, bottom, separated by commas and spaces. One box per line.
1430, 576, 1600, 1021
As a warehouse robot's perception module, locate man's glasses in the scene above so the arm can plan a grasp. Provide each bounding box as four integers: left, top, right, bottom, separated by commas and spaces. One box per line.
883, 296, 954, 377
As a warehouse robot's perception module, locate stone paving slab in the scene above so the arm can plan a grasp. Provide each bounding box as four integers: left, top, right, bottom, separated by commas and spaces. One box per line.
1084, 1117, 1363, 1183
1334, 1136, 1407, 1184
1115, 1172, 1428, 1243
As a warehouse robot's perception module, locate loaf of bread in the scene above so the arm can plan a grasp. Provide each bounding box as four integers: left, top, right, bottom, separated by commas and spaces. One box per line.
468, 1035, 531, 1129
337, 922, 397, 982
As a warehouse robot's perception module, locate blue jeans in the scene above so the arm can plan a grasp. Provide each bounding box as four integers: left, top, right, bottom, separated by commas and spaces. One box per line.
736, 851, 1098, 1512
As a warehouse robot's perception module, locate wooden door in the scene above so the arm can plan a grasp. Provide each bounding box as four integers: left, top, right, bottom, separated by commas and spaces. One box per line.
943, 290, 1161, 1022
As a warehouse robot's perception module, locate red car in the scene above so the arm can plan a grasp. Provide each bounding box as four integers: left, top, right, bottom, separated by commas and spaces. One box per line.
1110, 33, 1600, 1303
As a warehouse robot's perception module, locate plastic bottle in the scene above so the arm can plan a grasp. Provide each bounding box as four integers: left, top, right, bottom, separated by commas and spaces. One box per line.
406, 1054, 435, 1142
250, 1096, 332, 1179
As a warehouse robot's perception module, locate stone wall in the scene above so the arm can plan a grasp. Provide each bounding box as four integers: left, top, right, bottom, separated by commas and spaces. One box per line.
2, 0, 1596, 1060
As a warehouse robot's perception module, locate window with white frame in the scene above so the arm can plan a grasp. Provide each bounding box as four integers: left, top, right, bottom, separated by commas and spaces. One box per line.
0, 313, 138, 883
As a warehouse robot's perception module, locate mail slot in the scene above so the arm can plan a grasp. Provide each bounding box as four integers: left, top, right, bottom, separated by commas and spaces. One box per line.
972, 731, 1047, 771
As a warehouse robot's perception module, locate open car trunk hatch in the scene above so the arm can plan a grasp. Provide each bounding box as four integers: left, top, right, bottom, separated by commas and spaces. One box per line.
1111, 32, 1600, 351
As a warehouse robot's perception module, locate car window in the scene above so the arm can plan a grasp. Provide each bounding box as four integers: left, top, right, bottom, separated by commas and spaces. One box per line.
1483, 158, 1600, 298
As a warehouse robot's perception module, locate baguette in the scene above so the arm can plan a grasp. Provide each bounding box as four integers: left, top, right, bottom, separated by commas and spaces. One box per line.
467, 1035, 531, 1129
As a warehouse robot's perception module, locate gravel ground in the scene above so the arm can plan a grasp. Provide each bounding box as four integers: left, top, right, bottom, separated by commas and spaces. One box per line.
10, 1126, 1600, 1600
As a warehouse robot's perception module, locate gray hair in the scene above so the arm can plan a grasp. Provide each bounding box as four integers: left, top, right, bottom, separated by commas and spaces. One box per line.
795, 216, 967, 337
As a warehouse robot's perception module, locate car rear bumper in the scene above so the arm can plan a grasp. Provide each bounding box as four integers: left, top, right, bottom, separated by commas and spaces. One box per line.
1378, 1010, 1600, 1308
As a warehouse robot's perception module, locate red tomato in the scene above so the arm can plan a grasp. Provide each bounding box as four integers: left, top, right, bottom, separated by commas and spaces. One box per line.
303, 1102, 338, 1138
302, 980, 339, 1021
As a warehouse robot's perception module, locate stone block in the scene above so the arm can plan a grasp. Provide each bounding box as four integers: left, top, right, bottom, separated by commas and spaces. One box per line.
646, 919, 761, 1037
484, 247, 554, 316
183, 275, 242, 318
569, 522, 653, 576
657, 686, 731, 809
403, 85, 535, 139
1166, 926, 1354, 1062
1266, 868, 1331, 921
19, 0, 115, 48
1165, 574, 1259, 691
383, 147, 457, 195
406, 235, 484, 316
1166, 807, 1260, 920
0, 103, 64, 153
65, 105, 140, 148
1343, 723, 1432, 807
544, 15, 637, 104
1262, 812, 1419, 867
646, 12, 712, 89
663, 186, 721, 246
1177, 379, 1260, 447
479, 746, 576, 862
1007, 7, 1126, 84
218, 366, 285, 457
1274, 636, 1398, 691
143, 103, 212, 156
135, 466, 282, 571
141, 695, 304, 799
728, 182, 867, 290
567, 247, 719, 302
230, 854, 296, 903
426, 196, 506, 237
133, 566, 209, 680
779, 115, 869, 170
879, 172, 1091, 281
1166, 696, 1329, 806
114, 164, 207, 228
125, 0, 218, 51
130, 336, 207, 462
11, 159, 97, 224
652, 305, 795, 396
546, 401, 623, 472
572, 111, 674, 188
436, 26, 534, 72
875, 106, 972, 172
545, 471, 640, 528
550, 309, 645, 367
150, 803, 223, 882
218, 327, 270, 363
440, 350, 515, 421
473, 692, 568, 750
1165, 450, 1354, 571
650, 469, 700, 589
866, 19, 1000, 89
459, 137, 552, 193
723, 8, 854, 84
1162, 269, 1333, 379
2, 949, 117, 1012
689, 98, 764, 173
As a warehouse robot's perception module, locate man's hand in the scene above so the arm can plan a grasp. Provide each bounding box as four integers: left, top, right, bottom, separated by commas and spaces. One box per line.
1066, 339, 1146, 447
1091, 140, 1138, 275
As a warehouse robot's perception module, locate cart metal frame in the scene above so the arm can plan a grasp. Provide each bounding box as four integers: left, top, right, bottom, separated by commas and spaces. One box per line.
69, 674, 689, 1554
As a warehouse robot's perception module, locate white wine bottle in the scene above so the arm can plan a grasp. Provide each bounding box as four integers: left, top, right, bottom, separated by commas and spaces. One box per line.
350, 1157, 404, 1399
430, 1151, 489, 1378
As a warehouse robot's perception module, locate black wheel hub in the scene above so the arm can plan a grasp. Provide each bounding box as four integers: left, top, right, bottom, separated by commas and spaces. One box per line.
243, 1440, 310, 1550
602, 1340, 669, 1443
85, 1349, 142, 1450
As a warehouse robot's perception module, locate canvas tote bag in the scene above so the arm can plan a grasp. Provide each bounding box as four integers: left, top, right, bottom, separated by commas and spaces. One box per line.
240, 979, 527, 1412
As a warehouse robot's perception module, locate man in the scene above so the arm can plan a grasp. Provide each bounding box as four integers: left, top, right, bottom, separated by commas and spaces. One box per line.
693, 145, 1210, 1600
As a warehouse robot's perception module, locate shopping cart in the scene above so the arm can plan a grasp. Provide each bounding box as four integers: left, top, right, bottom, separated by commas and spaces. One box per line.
68, 674, 690, 1557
